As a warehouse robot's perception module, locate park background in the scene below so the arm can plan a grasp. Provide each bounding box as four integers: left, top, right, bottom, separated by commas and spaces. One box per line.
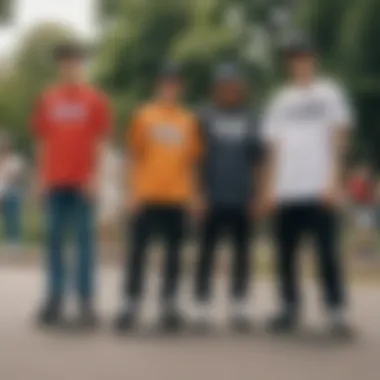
0, 0, 379, 160
0, 0, 379, 278
0, 4, 379, 379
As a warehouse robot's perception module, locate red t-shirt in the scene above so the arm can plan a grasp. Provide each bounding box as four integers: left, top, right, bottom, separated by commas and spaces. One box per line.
32, 83, 111, 188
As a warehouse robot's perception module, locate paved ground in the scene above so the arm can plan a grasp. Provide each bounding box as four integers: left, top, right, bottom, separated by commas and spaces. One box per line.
0, 266, 379, 380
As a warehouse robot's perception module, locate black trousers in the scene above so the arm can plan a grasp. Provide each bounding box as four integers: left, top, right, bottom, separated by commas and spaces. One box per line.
195, 207, 252, 302
124, 205, 185, 304
273, 202, 346, 315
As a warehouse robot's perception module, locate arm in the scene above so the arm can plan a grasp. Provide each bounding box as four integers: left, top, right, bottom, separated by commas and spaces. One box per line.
256, 97, 280, 217
255, 141, 278, 217
323, 84, 353, 206
323, 127, 350, 207
125, 109, 145, 214
189, 115, 206, 218
31, 95, 48, 198
85, 93, 113, 199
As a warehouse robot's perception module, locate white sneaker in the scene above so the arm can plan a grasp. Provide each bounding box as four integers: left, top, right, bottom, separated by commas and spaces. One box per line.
122, 299, 140, 315
327, 309, 354, 339
231, 299, 251, 320
230, 300, 252, 331
328, 308, 348, 325
193, 302, 212, 327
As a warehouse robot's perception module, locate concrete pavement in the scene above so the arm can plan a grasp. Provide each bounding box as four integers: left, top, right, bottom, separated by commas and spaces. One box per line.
0, 267, 379, 380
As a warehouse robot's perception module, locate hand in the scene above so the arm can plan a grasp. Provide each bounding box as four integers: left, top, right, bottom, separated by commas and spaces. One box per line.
33, 178, 47, 201
256, 193, 277, 218
81, 179, 97, 201
190, 195, 207, 220
125, 196, 141, 216
321, 184, 342, 208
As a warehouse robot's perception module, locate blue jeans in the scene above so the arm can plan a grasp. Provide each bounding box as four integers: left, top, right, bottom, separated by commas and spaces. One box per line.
2, 191, 22, 244
45, 188, 95, 303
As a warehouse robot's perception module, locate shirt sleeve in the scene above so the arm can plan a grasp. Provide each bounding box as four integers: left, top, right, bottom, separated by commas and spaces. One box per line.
328, 83, 353, 129
93, 93, 112, 138
31, 95, 48, 138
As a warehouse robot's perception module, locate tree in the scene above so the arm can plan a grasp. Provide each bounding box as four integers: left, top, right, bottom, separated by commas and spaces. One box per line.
297, 0, 380, 164
94, 0, 269, 128
0, 23, 78, 152
336, 0, 380, 163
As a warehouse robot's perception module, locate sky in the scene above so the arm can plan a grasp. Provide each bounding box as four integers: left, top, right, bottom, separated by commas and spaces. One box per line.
0, 0, 97, 56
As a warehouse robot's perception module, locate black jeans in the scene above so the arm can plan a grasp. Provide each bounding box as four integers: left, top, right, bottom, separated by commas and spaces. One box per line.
123, 205, 185, 304
273, 202, 346, 315
195, 207, 253, 302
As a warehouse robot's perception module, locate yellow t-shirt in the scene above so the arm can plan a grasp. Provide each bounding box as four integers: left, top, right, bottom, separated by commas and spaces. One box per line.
127, 102, 202, 205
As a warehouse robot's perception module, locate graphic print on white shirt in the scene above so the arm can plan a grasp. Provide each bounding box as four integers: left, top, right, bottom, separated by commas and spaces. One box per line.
262, 78, 353, 202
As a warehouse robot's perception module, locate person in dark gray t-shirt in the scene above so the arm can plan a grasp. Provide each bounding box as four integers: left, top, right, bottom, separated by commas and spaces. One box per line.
194, 62, 265, 329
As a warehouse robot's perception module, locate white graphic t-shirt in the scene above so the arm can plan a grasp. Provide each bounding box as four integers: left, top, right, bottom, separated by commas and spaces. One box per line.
263, 78, 353, 203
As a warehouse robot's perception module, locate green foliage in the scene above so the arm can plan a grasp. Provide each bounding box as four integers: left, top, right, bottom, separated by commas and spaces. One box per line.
0, 0, 379, 164
296, 0, 380, 165
94, 0, 269, 129
0, 0, 12, 24
0, 23, 78, 152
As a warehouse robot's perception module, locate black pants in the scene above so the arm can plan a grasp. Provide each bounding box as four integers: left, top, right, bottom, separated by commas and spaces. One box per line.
124, 205, 185, 304
274, 202, 345, 315
195, 207, 252, 302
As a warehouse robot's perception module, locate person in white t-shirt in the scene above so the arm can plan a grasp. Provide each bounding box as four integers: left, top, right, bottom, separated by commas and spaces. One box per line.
0, 132, 25, 251
261, 37, 353, 337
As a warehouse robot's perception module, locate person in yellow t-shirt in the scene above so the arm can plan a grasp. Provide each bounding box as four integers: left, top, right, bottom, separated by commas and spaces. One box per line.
114, 63, 203, 332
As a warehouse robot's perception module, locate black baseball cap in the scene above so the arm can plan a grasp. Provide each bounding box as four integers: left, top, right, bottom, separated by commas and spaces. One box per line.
283, 36, 316, 58
212, 62, 244, 84
53, 42, 87, 61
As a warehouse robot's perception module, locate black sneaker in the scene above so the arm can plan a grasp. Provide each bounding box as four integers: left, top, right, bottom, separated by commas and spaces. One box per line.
158, 310, 185, 333
114, 310, 137, 333
267, 312, 298, 334
192, 319, 213, 334
37, 302, 62, 327
329, 320, 355, 340
231, 315, 252, 333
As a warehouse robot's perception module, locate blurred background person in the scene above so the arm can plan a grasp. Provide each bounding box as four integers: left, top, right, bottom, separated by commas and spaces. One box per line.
114, 63, 202, 333
347, 164, 376, 259
375, 177, 380, 249
0, 131, 25, 255
96, 141, 123, 250
262, 36, 353, 337
193, 62, 265, 331
32, 42, 111, 328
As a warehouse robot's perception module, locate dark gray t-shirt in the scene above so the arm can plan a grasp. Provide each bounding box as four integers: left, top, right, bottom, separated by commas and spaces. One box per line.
199, 105, 264, 208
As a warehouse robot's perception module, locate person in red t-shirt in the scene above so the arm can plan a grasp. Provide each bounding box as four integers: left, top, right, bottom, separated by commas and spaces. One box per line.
32, 42, 111, 328
347, 164, 376, 257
